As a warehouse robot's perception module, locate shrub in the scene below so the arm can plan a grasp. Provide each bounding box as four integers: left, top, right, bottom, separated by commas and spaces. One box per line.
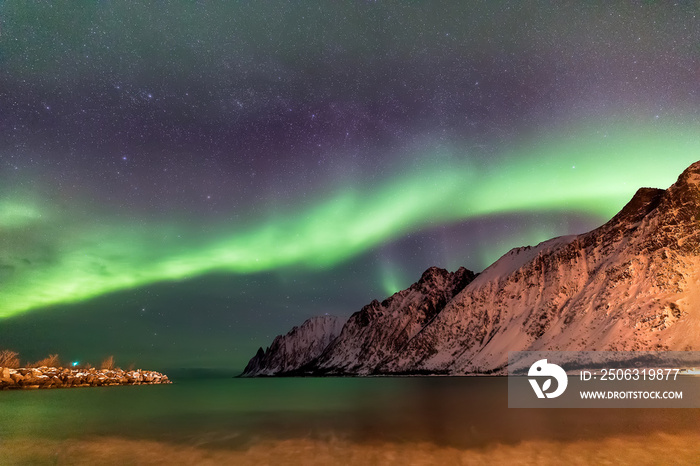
30, 354, 62, 368
0, 350, 20, 369
100, 355, 115, 370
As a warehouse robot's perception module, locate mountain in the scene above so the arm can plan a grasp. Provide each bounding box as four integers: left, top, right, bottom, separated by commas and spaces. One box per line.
242, 161, 700, 376
307, 266, 475, 375
242, 315, 344, 376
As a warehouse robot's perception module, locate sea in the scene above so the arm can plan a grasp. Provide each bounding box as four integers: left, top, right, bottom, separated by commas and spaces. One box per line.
2, 376, 699, 465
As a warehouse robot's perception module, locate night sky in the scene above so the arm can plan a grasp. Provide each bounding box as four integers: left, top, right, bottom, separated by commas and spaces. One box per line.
1, 2, 700, 372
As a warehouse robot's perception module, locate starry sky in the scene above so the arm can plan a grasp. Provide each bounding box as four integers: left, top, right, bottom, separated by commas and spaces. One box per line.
1, 1, 700, 372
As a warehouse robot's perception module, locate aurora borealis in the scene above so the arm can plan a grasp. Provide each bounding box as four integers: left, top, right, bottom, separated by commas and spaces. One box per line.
2, 2, 700, 370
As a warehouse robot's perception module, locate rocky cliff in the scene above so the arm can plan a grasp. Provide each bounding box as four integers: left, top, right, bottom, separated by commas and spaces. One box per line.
242, 315, 344, 376
309, 266, 476, 375
243, 161, 700, 376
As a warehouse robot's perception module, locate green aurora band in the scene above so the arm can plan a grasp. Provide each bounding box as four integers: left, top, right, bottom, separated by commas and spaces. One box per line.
2, 122, 700, 318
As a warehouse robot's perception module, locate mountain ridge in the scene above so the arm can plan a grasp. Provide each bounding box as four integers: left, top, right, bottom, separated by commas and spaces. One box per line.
241, 161, 700, 376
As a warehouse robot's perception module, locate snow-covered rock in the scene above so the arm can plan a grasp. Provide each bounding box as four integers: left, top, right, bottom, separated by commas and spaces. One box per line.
241, 315, 344, 376
0, 366, 171, 389
311, 266, 476, 375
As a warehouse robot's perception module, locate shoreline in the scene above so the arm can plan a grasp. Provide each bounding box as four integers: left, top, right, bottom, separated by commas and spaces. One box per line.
4, 432, 700, 465
0, 366, 171, 390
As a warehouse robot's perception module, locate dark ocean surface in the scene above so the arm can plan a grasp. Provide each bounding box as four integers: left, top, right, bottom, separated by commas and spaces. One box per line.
2, 377, 699, 465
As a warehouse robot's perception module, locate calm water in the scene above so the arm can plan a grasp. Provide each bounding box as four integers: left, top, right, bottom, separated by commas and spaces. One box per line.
2, 377, 700, 464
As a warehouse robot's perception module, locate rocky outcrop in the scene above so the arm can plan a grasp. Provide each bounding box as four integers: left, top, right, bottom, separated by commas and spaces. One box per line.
241, 315, 344, 376
309, 266, 476, 375
243, 161, 700, 376
0, 366, 171, 389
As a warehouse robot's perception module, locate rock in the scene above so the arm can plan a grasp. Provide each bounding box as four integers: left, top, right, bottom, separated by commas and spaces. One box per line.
0, 366, 171, 390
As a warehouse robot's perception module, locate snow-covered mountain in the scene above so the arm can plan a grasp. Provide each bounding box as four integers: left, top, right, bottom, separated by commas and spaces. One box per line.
309, 266, 475, 375
241, 315, 343, 376
242, 161, 700, 376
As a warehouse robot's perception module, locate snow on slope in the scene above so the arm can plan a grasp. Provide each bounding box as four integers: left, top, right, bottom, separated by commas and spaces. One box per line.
241, 315, 344, 376
310, 266, 475, 375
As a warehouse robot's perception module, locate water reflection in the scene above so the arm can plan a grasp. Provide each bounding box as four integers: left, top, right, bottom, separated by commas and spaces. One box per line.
1, 377, 699, 453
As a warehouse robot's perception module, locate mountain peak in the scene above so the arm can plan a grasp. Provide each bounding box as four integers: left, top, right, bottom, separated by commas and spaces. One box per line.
651, 160, 700, 238
668, 160, 700, 197
583, 161, 700, 249
679, 160, 700, 179
416, 266, 450, 286
605, 186, 664, 227
408, 266, 476, 297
